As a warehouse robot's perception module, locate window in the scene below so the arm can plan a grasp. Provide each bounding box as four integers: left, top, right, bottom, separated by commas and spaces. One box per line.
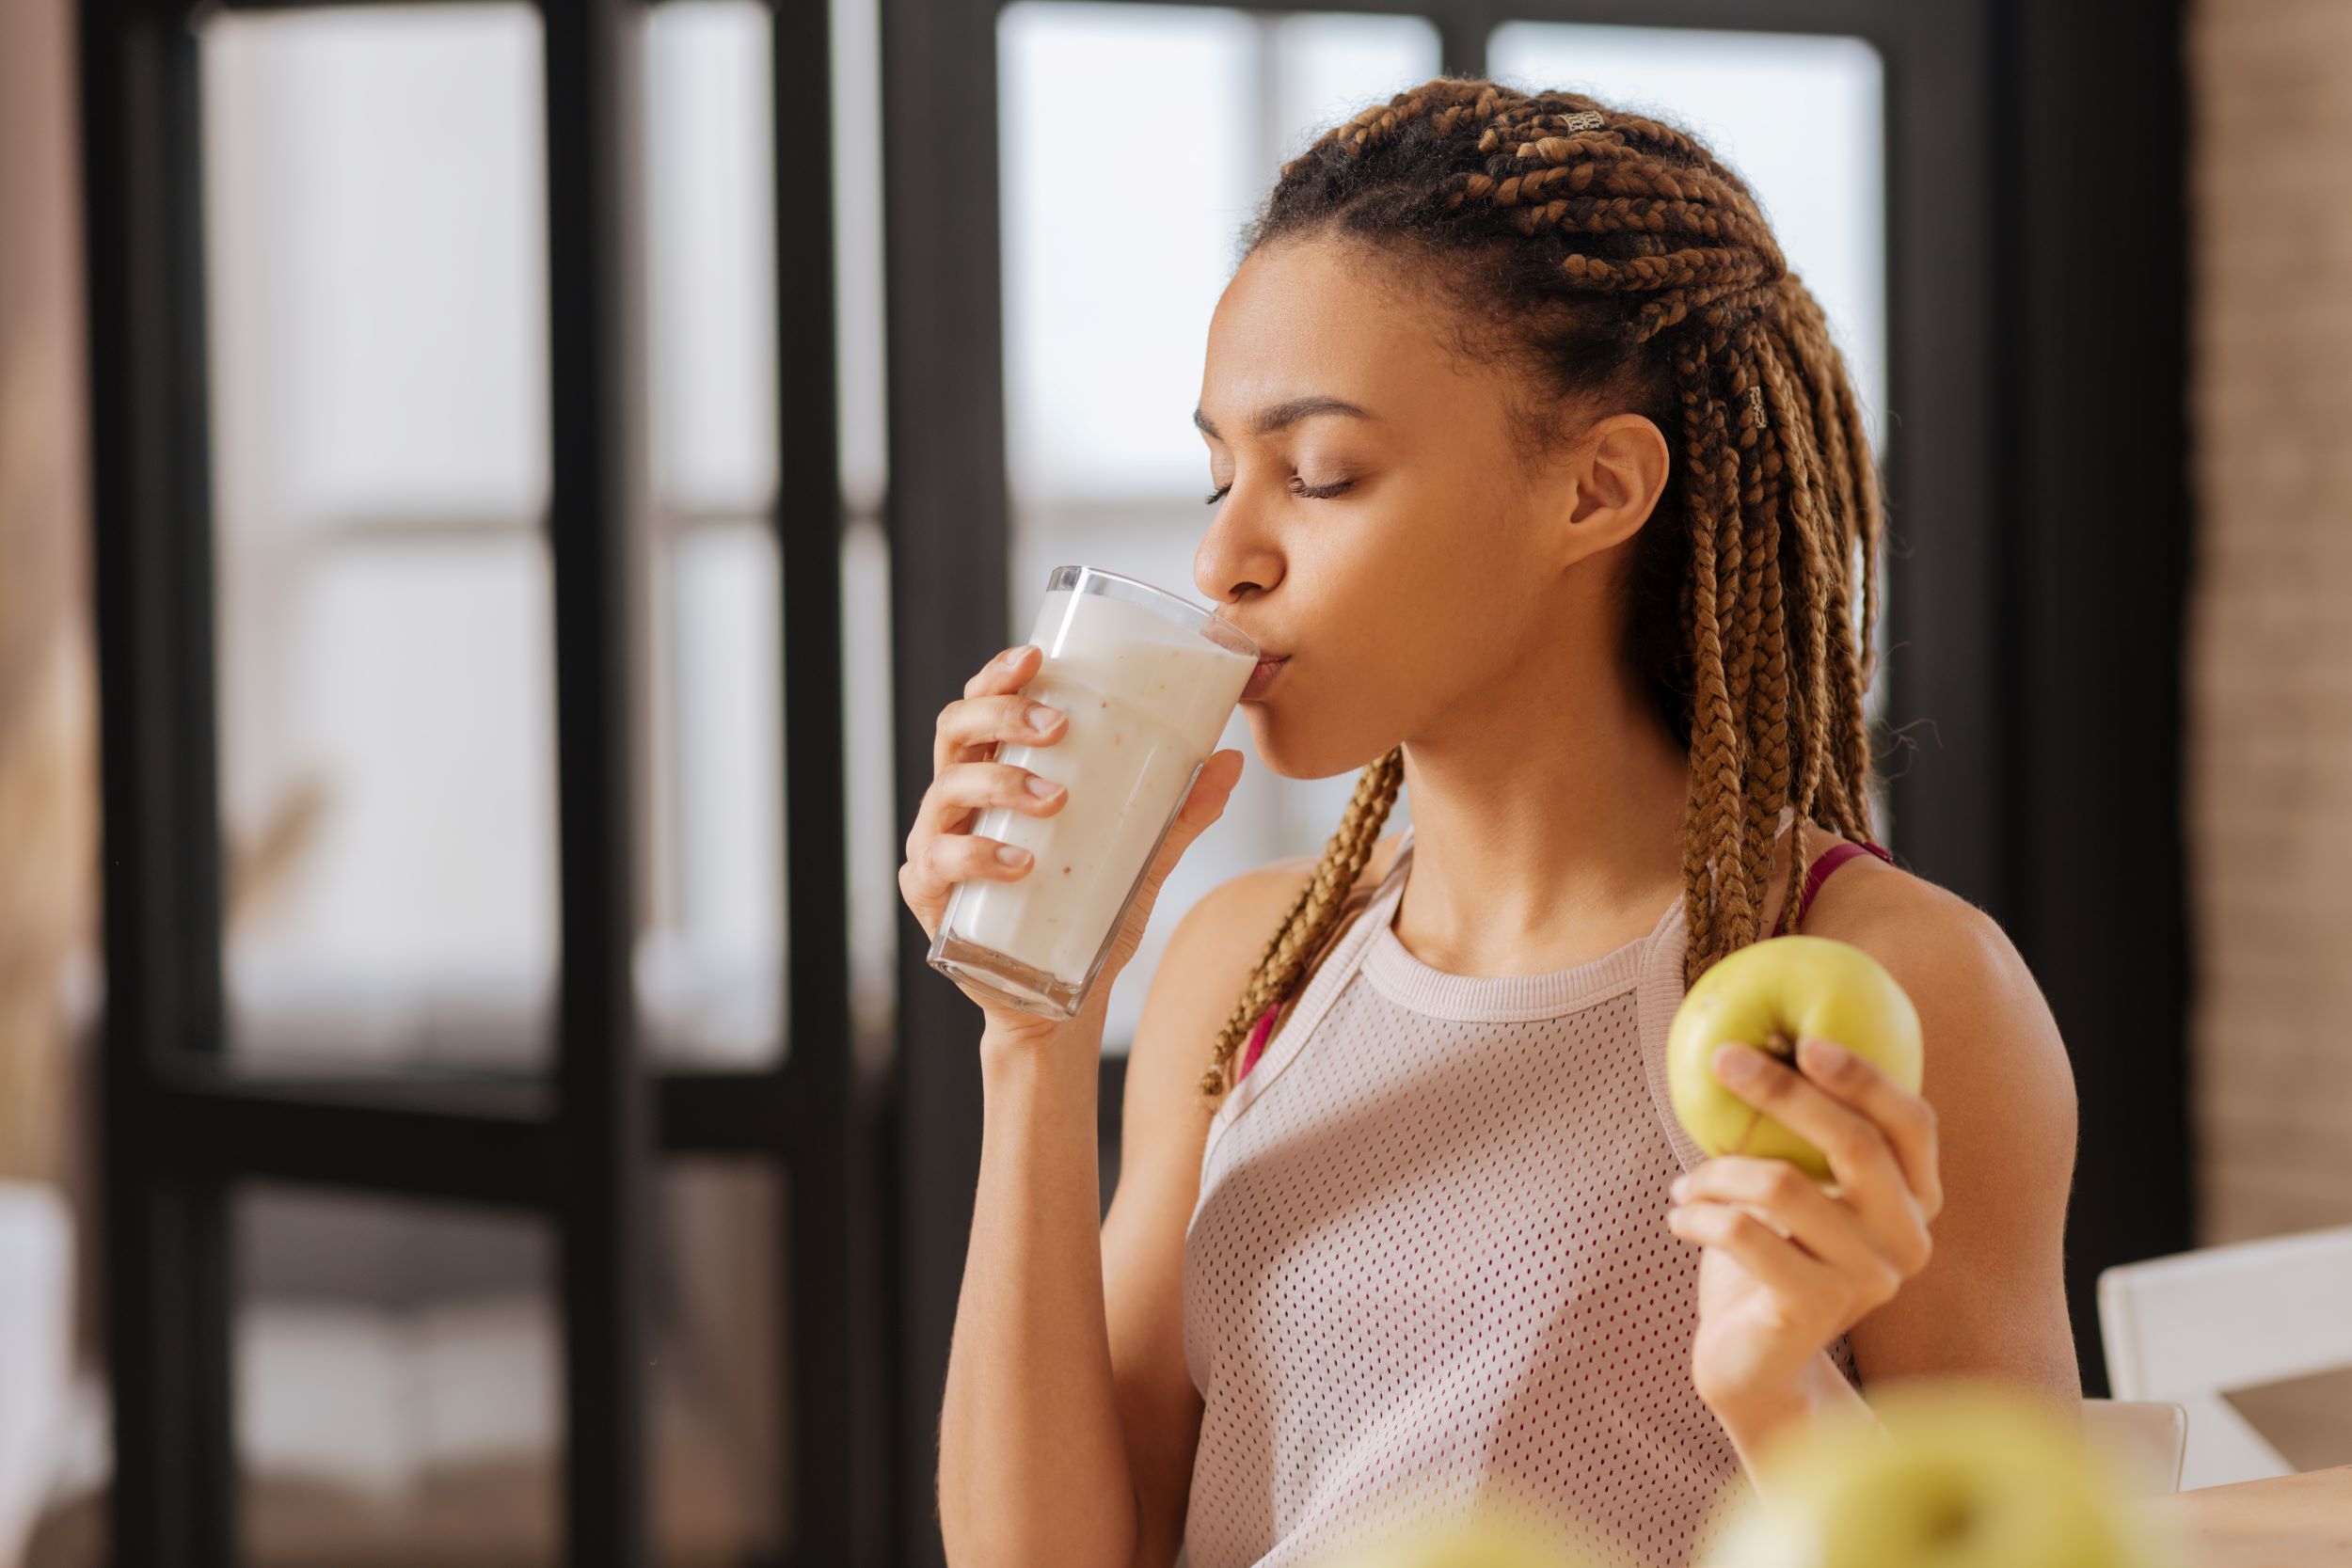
203, 5, 561, 1070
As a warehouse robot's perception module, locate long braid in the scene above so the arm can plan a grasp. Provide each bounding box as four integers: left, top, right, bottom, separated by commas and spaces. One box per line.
1776, 281, 1883, 835
1680, 337, 1756, 962
1200, 78, 1885, 1099
1198, 748, 1405, 1097
1733, 343, 1798, 940
1757, 328, 1838, 915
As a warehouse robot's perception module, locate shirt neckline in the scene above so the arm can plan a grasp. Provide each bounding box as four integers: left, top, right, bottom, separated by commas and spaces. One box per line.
1359, 834, 1686, 1022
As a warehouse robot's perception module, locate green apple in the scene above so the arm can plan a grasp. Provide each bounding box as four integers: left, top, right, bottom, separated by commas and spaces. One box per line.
1308, 1503, 1597, 1568
1668, 935, 1923, 1180
1693, 1380, 2170, 1568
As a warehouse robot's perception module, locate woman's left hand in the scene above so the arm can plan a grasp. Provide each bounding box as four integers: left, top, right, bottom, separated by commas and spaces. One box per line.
1665, 1035, 1944, 1419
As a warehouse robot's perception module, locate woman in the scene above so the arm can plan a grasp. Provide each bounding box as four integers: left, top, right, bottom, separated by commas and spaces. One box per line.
902, 80, 2078, 1568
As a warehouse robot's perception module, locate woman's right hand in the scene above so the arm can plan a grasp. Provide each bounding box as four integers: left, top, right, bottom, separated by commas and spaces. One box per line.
900, 642, 1245, 1051
899, 643, 1083, 1046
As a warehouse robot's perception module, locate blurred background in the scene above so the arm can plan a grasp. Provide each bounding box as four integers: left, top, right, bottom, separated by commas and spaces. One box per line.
0, 0, 2345, 1564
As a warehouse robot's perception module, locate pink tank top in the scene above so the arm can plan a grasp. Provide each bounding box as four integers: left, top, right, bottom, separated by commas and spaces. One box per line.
1182, 823, 1862, 1568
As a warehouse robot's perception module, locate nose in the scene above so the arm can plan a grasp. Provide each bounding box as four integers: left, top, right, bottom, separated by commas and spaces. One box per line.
1193, 491, 1283, 609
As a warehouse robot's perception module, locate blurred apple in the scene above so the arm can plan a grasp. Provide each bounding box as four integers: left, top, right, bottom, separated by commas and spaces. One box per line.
1307, 1500, 1598, 1568
1668, 936, 1922, 1180
1694, 1380, 2171, 1568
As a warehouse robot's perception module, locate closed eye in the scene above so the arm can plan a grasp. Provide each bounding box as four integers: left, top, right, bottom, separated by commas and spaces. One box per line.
1202, 479, 1355, 505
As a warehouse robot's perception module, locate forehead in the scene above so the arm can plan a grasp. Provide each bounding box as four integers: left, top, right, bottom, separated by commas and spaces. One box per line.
1201, 236, 1483, 420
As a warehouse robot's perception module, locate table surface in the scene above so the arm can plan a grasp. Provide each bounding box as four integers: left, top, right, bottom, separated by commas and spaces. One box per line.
2141, 1465, 2352, 1568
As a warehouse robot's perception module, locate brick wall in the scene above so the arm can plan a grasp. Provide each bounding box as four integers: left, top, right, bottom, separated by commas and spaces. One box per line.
2184, 0, 2352, 1465
2185, 0, 2352, 1243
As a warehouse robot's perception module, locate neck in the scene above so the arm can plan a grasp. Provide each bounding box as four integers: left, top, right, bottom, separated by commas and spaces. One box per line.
1392, 642, 1692, 978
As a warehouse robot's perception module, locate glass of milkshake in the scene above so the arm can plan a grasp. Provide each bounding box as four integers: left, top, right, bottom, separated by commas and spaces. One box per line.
928, 565, 1259, 1020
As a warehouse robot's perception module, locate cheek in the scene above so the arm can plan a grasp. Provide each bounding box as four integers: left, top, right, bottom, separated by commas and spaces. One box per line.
1303, 479, 1539, 670
1241, 524, 1458, 776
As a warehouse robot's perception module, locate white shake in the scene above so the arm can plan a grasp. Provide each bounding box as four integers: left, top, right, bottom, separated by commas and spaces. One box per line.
940, 582, 1256, 1005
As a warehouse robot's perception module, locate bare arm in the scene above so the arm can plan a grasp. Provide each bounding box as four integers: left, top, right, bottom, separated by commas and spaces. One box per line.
905, 640, 1248, 1567
938, 856, 1324, 1568
1102, 857, 1330, 1567
919, 645, 1366, 1564
1826, 880, 2082, 1398
1676, 862, 2082, 1470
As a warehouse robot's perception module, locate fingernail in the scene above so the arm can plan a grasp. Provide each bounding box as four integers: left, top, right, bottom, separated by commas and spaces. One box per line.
1713, 1044, 1760, 1083
1000, 643, 1034, 668
1025, 775, 1063, 800
1669, 1175, 1690, 1200
996, 844, 1030, 865
1026, 704, 1061, 733
1799, 1037, 1852, 1079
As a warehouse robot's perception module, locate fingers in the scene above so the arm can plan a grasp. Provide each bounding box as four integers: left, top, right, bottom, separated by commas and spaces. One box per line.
962, 642, 1040, 701
1795, 1036, 1944, 1217
1665, 1200, 1836, 1302
898, 830, 1034, 913
913, 761, 1067, 841
1711, 1043, 1915, 1208
934, 690, 1068, 778
1671, 1156, 1907, 1310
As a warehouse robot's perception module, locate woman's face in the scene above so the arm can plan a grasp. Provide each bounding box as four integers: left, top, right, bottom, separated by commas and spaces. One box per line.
1193, 232, 1665, 780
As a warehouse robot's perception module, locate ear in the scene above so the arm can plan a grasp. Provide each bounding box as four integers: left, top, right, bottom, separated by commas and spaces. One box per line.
1557, 412, 1671, 565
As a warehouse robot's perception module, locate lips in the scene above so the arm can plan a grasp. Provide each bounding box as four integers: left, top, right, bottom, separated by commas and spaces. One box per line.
1242, 654, 1289, 700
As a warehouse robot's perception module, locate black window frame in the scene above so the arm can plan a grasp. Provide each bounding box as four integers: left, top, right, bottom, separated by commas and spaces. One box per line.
79, 0, 888, 1563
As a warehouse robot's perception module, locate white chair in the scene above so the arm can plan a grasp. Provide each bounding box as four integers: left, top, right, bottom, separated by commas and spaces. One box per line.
2081, 1397, 2187, 1495
2098, 1224, 2352, 1490
0, 1182, 72, 1568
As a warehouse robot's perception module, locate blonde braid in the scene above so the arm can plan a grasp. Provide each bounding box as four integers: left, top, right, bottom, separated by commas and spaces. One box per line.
1198, 748, 1406, 1098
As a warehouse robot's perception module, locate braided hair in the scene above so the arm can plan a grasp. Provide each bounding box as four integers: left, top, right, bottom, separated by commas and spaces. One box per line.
1197, 79, 1883, 1101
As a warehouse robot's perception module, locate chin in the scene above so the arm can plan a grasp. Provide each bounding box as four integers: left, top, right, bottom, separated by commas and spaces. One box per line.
1237, 705, 1400, 783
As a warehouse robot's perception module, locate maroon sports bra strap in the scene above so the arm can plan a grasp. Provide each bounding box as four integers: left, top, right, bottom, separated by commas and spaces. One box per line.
1772, 838, 1895, 938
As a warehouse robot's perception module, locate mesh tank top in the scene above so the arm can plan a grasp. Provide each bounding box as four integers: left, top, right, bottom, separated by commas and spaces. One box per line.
1180, 820, 1861, 1568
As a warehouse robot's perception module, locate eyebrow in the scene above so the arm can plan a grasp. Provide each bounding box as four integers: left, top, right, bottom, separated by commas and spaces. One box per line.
1192, 394, 1375, 441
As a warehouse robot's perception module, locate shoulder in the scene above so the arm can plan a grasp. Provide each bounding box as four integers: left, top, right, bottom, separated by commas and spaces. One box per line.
1788, 830, 2082, 1390
1797, 840, 2054, 1055
1796, 832, 2078, 1172
1126, 832, 1406, 1104
1169, 831, 1406, 965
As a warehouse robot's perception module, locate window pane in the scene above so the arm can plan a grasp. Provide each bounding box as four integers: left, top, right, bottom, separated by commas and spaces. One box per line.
202, 5, 559, 1071
647, 0, 779, 518
203, 6, 549, 522
1486, 23, 1888, 452
842, 515, 898, 1058
644, 521, 786, 1069
996, 2, 1438, 1052
235, 1178, 790, 1566
219, 537, 559, 1071
643, 2, 789, 1069
236, 1189, 559, 1566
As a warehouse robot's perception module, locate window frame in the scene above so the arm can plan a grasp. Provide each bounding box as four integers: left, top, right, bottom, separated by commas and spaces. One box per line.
79, 0, 886, 1563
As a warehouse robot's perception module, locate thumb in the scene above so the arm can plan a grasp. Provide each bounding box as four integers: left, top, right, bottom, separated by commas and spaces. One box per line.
1175, 749, 1246, 833
1145, 749, 1246, 879
1104, 750, 1248, 976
